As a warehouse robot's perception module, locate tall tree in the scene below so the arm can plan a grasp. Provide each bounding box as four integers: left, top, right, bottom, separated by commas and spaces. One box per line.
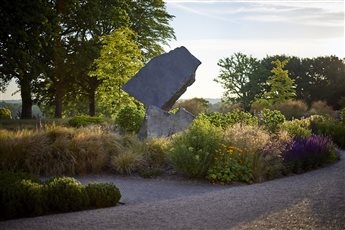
263, 59, 296, 104
89, 27, 144, 117
215, 53, 266, 111
0, 0, 53, 118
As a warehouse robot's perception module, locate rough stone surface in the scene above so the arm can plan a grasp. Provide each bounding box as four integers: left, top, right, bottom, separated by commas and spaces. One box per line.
122, 46, 201, 111
138, 105, 195, 139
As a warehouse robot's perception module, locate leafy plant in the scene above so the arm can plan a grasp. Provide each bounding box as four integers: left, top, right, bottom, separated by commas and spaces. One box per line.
115, 104, 145, 133
280, 120, 312, 139
259, 109, 286, 133
169, 119, 223, 178
207, 145, 253, 184
311, 119, 345, 148
198, 109, 258, 129
85, 183, 121, 208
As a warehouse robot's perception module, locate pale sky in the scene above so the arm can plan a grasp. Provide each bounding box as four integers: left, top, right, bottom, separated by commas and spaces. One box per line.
1, 0, 344, 100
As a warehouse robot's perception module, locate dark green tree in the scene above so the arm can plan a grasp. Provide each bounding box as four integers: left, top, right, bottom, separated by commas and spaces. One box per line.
215, 53, 267, 111
0, 0, 53, 118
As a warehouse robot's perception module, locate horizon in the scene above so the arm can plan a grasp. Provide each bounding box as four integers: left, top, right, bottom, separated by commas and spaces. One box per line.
1, 0, 344, 101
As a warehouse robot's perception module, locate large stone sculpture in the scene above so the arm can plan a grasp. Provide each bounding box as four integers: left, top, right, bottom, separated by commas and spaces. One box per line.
122, 46, 201, 138
122, 46, 201, 110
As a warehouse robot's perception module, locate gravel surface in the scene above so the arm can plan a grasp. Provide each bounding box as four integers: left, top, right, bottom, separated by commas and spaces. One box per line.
1, 151, 344, 230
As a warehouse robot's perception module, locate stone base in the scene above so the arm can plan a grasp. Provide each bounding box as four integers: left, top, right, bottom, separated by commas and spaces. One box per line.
138, 105, 195, 139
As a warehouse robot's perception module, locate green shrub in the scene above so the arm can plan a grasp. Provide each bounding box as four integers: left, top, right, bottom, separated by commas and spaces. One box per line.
0, 171, 122, 220
198, 109, 258, 129
207, 145, 253, 184
272, 100, 308, 120
136, 138, 170, 178
115, 105, 145, 133
280, 120, 312, 139
68, 115, 104, 127
259, 109, 286, 133
312, 119, 345, 148
0, 107, 11, 119
46, 177, 89, 212
0, 171, 46, 220
169, 119, 223, 178
85, 183, 121, 208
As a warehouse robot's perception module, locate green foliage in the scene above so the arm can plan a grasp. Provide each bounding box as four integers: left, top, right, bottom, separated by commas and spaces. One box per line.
272, 100, 308, 120
115, 104, 145, 133
260, 109, 286, 133
68, 115, 104, 127
207, 145, 253, 184
90, 27, 144, 116
312, 119, 345, 148
0, 171, 45, 220
0, 171, 122, 220
85, 183, 121, 208
280, 120, 312, 139
0, 107, 12, 119
198, 109, 258, 129
264, 59, 296, 104
46, 177, 89, 212
215, 53, 267, 111
169, 119, 223, 178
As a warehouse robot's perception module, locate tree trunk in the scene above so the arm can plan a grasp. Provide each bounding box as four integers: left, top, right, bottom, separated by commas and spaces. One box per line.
54, 86, 63, 118
88, 90, 96, 116
20, 77, 33, 119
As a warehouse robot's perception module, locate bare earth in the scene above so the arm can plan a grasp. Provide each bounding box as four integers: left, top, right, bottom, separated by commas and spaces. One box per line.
1, 151, 344, 230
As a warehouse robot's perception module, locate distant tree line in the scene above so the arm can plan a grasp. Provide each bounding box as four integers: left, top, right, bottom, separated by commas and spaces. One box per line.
0, 0, 175, 119
215, 53, 345, 111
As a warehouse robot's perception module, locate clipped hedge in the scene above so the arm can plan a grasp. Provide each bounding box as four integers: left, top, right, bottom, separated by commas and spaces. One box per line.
0, 171, 121, 220
68, 115, 104, 127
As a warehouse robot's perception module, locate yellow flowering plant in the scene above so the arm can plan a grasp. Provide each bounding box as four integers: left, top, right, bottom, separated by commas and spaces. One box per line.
206, 145, 253, 184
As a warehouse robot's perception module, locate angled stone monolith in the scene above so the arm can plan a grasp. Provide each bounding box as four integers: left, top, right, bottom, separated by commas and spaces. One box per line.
122, 46, 201, 111
138, 105, 195, 139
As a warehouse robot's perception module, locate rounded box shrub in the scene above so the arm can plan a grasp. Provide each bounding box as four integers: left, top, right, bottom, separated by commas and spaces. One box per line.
46, 177, 89, 212
68, 115, 104, 127
85, 183, 121, 208
0, 171, 46, 220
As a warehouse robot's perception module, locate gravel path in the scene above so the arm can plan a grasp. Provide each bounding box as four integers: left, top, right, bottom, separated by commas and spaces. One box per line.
1, 151, 344, 230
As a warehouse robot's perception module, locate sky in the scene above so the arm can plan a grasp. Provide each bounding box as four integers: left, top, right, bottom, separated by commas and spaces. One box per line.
1, 0, 344, 101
